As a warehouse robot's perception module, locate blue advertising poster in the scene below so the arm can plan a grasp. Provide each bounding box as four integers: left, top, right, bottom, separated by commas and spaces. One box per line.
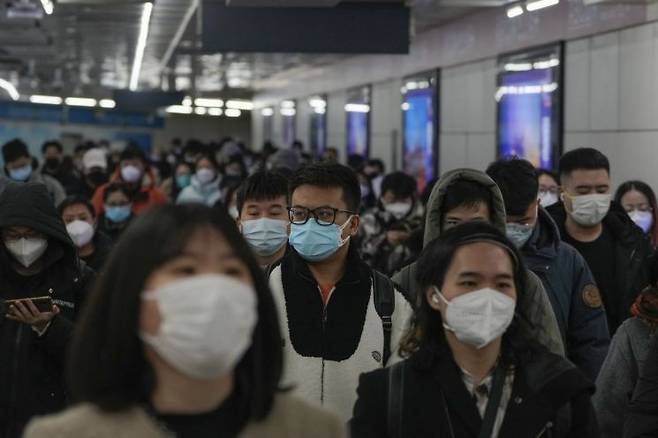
346, 111, 368, 157
497, 46, 562, 170
403, 87, 435, 191
283, 114, 295, 147
310, 112, 326, 158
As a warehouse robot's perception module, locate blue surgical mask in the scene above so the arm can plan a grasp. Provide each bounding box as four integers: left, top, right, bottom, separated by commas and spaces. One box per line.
176, 174, 192, 189
105, 205, 132, 223
8, 164, 32, 182
506, 223, 534, 249
289, 216, 353, 262
241, 218, 288, 257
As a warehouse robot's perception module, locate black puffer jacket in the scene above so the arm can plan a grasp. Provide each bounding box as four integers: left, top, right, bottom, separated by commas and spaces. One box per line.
0, 182, 94, 438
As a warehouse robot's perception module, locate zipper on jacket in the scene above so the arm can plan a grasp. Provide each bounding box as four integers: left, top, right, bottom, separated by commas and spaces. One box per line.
535, 421, 553, 438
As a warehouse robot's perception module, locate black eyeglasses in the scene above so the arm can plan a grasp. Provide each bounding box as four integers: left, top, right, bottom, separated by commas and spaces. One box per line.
287, 206, 354, 226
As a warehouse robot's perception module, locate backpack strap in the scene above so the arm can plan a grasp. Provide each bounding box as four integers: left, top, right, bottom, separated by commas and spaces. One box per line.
373, 270, 395, 366
387, 360, 405, 438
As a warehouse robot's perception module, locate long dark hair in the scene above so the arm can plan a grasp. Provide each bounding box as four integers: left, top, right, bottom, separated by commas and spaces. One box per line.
401, 221, 530, 362
615, 180, 658, 247
68, 204, 283, 428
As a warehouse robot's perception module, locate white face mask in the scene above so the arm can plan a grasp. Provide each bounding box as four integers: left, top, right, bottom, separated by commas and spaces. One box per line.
385, 202, 412, 220
121, 165, 142, 183
241, 218, 288, 257
565, 193, 611, 227
434, 286, 516, 349
629, 210, 654, 234
66, 220, 95, 248
196, 168, 216, 185
538, 191, 558, 207
141, 274, 257, 380
4, 237, 48, 268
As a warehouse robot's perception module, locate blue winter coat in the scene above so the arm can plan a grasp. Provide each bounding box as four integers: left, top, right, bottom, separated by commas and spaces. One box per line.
522, 207, 610, 381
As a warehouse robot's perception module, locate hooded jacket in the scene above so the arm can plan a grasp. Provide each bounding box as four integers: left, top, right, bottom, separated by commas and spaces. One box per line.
176, 174, 222, 207
547, 201, 654, 334
0, 172, 66, 206
522, 207, 609, 380
392, 169, 565, 356
0, 182, 94, 438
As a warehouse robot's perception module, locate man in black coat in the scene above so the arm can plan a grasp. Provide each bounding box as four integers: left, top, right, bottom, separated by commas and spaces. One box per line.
0, 182, 94, 437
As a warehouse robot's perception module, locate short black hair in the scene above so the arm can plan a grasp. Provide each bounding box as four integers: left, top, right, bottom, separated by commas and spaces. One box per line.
236, 171, 289, 215
486, 158, 538, 216
68, 204, 283, 427
442, 179, 493, 218
537, 169, 559, 186
58, 196, 96, 219
103, 182, 135, 203
119, 143, 146, 163
367, 159, 385, 173
2, 138, 29, 163
289, 163, 361, 212
380, 172, 417, 200
559, 148, 610, 181
195, 153, 219, 170
42, 140, 63, 155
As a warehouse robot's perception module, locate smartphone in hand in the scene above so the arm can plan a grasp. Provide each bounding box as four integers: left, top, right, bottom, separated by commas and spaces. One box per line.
4, 296, 54, 313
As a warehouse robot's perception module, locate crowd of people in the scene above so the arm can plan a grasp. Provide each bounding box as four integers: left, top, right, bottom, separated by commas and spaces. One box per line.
0, 135, 657, 437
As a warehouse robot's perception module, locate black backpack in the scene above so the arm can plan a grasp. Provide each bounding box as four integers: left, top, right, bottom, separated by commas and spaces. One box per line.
372, 269, 396, 366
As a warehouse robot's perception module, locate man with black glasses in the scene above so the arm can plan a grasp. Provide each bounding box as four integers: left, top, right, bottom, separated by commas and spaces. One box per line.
268, 163, 412, 422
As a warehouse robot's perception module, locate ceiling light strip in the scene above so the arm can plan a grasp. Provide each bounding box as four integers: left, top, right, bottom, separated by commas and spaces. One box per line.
159, 0, 199, 72
0, 79, 19, 101
129, 1, 154, 91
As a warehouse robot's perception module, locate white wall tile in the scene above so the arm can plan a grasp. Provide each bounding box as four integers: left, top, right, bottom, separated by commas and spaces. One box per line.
590, 32, 620, 131
327, 90, 347, 162
564, 38, 591, 132
439, 133, 467, 174
615, 131, 658, 190
466, 133, 497, 171
441, 65, 468, 133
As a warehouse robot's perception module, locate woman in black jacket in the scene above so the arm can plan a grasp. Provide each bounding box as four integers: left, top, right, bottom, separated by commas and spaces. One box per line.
349, 221, 598, 438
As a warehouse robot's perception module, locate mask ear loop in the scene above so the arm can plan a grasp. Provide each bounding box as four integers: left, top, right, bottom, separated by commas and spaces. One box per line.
338, 215, 355, 247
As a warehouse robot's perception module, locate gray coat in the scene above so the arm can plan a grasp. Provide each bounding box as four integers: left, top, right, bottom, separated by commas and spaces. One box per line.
594, 317, 654, 438
0, 172, 66, 206
392, 168, 565, 356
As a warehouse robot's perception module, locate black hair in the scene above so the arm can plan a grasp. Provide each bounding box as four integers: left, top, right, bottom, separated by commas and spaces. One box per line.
103, 182, 135, 203
58, 196, 96, 219
537, 169, 559, 186
68, 204, 283, 428
486, 158, 538, 217
236, 171, 289, 215
42, 140, 63, 154
2, 138, 29, 163
402, 221, 528, 359
290, 163, 361, 213
347, 154, 366, 172
74, 143, 91, 155
195, 153, 219, 170
120, 143, 146, 163
616, 180, 658, 247
559, 147, 610, 181
366, 159, 385, 174
380, 172, 417, 200
441, 179, 493, 219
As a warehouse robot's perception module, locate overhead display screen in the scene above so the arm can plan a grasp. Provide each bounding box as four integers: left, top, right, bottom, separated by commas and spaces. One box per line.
345, 86, 371, 159
497, 44, 563, 170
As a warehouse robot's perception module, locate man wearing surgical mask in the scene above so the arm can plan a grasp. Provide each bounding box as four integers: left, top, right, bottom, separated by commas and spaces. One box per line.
0, 182, 94, 436
268, 163, 412, 422
547, 148, 653, 334
236, 171, 290, 270
487, 158, 609, 380
359, 171, 424, 276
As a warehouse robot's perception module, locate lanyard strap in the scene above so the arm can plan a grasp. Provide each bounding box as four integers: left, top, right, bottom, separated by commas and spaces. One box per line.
478, 364, 506, 438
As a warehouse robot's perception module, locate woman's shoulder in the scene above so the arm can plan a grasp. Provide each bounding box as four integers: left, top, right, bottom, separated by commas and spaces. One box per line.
24, 403, 162, 438
241, 393, 346, 438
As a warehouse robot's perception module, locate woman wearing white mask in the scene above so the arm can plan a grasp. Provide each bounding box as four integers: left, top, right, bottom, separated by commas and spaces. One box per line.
350, 221, 598, 438
615, 180, 658, 249
24, 204, 345, 438
177, 154, 223, 207
537, 169, 560, 207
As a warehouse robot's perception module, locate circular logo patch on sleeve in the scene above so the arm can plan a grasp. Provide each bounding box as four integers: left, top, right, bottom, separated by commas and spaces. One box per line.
582, 284, 603, 309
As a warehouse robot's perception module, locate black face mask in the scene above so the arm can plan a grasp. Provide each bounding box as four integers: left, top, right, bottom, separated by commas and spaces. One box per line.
86, 170, 108, 188
45, 158, 61, 171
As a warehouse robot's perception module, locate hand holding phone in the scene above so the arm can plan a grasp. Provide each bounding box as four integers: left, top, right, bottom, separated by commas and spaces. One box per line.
5, 297, 59, 332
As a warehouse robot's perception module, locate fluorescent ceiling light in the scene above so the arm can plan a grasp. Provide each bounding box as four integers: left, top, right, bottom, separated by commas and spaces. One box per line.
533, 58, 560, 69
166, 105, 193, 114
344, 103, 370, 113
194, 98, 223, 108
182, 96, 192, 107
65, 97, 96, 107
194, 107, 207, 115
504, 62, 533, 72
40, 0, 53, 15
226, 100, 254, 111
0, 79, 19, 101
281, 108, 297, 117
129, 2, 154, 91
261, 108, 274, 117
314, 108, 326, 115
99, 99, 116, 109
30, 95, 62, 105
526, 0, 559, 12
309, 98, 327, 108
208, 108, 223, 116
507, 5, 524, 18
280, 100, 295, 109
225, 108, 242, 118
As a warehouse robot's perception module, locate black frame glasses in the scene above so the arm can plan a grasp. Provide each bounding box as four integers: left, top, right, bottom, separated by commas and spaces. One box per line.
287, 206, 354, 226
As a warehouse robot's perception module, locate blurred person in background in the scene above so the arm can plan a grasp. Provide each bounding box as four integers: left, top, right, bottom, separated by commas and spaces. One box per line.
160, 161, 193, 202
356, 172, 376, 212
224, 181, 242, 221
59, 196, 113, 273
177, 154, 222, 207
595, 285, 658, 438
24, 204, 345, 438
72, 143, 92, 174
91, 144, 167, 216
538, 169, 560, 207
322, 147, 339, 163
268, 148, 301, 174
350, 222, 598, 438
363, 159, 385, 199
0, 183, 94, 437
75, 148, 109, 199
0, 139, 66, 205
616, 180, 658, 249
97, 183, 135, 243
40, 140, 82, 196
359, 171, 424, 277
624, 330, 658, 437
225, 154, 248, 179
